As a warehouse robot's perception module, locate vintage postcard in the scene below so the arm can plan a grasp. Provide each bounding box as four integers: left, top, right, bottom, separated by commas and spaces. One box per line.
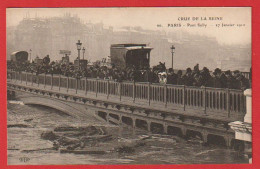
6, 7, 252, 165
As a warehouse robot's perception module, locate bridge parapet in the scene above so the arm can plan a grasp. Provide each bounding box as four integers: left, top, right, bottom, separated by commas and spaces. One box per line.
7, 70, 246, 122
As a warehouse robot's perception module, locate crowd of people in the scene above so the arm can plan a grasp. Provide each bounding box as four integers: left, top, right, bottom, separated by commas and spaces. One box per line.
7, 56, 251, 90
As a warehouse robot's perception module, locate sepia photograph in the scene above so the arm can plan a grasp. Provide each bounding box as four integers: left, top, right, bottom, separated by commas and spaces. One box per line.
6, 7, 252, 165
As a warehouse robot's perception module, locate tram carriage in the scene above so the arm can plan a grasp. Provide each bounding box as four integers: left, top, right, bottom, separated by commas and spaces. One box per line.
10, 51, 29, 63
110, 44, 153, 69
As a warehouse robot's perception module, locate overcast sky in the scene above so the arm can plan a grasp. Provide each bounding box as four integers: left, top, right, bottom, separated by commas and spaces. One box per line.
7, 7, 251, 45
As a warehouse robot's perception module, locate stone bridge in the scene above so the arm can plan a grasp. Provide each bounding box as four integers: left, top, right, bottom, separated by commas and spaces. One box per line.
7, 71, 248, 147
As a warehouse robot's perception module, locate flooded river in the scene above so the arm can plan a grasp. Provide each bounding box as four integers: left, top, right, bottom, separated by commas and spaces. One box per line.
7, 101, 248, 165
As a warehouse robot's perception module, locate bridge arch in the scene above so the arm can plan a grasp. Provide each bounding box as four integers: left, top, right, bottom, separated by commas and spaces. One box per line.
16, 95, 92, 118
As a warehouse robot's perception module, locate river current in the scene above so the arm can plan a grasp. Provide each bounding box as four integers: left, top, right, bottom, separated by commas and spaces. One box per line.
7, 101, 248, 165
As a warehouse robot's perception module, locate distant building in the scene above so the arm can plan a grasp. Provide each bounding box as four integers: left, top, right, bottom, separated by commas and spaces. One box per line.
8, 14, 251, 70
217, 58, 251, 72
110, 44, 153, 69
11, 14, 112, 62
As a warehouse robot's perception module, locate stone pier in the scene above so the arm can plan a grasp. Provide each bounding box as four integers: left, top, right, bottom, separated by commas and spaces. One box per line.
229, 89, 252, 163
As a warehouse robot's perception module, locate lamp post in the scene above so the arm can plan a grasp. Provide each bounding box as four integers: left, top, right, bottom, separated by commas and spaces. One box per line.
82, 47, 85, 60
29, 49, 32, 63
170, 45, 175, 70
76, 40, 82, 70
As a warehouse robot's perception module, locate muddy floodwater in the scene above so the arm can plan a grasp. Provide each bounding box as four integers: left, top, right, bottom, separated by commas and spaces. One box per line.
7, 102, 249, 165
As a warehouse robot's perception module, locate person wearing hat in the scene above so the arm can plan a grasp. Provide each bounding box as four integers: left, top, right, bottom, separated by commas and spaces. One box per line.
167, 69, 177, 85
184, 68, 194, 86
176, 70, 184, 85
225, 70, 236, 89
213, 68, 222, 88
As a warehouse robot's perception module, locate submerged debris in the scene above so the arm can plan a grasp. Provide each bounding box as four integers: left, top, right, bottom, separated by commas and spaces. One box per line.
41, 131, 59, 141
7, 124, 32, 128
115, 137, 147, 154
22, 148, 55, 153
24, 118, 33, 122
117, 145, 135, 153
60, 149, 107, 154
40, 125, 114, 154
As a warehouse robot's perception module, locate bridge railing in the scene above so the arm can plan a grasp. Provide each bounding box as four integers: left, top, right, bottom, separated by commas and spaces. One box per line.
185, 86, 204, 109
167, 85, 184, 105
135, 82, 149, 100
60, 76, 67, 88
121, 81, 134, 98
87, 78, 97, 93
150, 83, 165, 103
79, 78, 85, 91
7, 71, 246, 118
52, 75, 59, 88
109, 81, 120, 96
46, 75, 52, 87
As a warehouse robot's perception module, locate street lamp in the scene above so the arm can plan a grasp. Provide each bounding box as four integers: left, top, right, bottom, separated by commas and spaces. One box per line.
29, 49, 32, 63
82, 47, 85, 60
170, 45, 175, 70
76, 40, 82, 70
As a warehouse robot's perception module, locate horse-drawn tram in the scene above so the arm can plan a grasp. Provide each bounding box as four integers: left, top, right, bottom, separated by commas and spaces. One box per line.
110, 44, 153, 69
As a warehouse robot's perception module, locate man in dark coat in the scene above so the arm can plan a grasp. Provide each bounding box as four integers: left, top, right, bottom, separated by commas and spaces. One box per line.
167, 69, 177, 85
43, 55, 50, 65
